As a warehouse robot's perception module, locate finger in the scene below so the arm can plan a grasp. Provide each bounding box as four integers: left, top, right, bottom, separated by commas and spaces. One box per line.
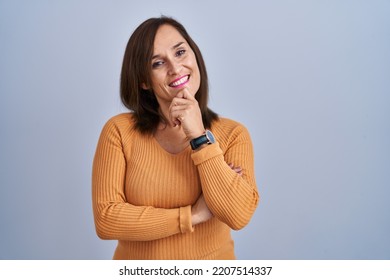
168, 105, 184, 122
170, 104, 188, 113
169, 98, 190, 112
233, 167, 243, 174
177, 87, 195, 101
172, 95, 192, 105
171, 115, 182, 127
167, 103, 183, 126
170, 111, 187, 127
169, 105, 187, 120
229, 163, 243, 175
171, 114, 185, 126
175, 87, 189, 98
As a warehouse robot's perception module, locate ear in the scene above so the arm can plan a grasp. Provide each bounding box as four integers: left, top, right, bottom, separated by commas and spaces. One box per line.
141, 83, 149, 90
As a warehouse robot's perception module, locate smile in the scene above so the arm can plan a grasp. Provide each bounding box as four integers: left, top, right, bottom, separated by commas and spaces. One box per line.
169, 75, 190, 88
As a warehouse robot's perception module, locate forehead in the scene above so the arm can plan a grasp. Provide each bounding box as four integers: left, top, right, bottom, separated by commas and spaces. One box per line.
153, 24, 187, 53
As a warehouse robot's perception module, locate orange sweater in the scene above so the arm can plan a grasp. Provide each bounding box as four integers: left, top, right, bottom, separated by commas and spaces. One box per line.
92, 113, 259, 259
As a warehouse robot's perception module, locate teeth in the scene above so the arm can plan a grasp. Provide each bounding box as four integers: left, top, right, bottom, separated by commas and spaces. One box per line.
171, 76, 188, 87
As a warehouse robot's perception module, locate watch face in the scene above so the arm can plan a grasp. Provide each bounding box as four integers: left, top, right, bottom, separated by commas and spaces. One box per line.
206, 130, 215, 143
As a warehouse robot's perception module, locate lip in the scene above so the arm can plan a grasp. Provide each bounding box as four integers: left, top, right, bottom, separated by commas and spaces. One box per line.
169, 75, 190, 88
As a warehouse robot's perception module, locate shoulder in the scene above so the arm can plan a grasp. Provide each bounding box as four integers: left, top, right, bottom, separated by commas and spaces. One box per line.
102, 112, 136, 129
104, 112, 135, 127
212, 117, 249, 136
100, 112, 138, 139
211, 117, 252, 149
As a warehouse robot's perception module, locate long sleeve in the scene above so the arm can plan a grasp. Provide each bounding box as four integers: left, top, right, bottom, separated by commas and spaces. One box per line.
92, 117, 193, 241
191, 121, 259, 230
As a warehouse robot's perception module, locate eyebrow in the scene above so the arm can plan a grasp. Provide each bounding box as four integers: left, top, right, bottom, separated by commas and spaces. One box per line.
151, 42, 185, 60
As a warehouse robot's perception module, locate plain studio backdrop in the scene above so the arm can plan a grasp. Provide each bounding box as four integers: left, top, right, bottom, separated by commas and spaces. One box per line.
1, 0, 389, 259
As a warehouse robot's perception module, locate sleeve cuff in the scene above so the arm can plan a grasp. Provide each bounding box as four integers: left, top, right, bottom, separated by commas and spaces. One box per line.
191, 142, 223, 166
179, 205, 194, 233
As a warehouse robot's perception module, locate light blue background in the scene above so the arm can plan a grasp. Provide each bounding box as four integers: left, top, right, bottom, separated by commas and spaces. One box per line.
1, 0, 389, 259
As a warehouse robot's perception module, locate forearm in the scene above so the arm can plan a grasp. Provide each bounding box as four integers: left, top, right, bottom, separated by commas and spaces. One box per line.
191, 142, 259, 230
92, 198, 193, 241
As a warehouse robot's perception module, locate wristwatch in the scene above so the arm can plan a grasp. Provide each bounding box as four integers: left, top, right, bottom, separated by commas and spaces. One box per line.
190, 130, 215, 150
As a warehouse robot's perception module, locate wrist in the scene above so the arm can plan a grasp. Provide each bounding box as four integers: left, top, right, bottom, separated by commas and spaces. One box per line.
190, 130, 215, 150
191, 208, 199, 226
188, 128, 205, 141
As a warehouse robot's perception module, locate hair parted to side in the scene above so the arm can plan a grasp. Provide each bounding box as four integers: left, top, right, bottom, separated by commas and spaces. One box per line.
120, 16, 218, 134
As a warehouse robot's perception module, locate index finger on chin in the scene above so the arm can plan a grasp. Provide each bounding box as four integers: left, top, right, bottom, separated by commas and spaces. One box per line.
176, 87, 193, 100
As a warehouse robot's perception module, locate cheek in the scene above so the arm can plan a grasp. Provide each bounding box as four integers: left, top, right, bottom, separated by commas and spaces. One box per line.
190, 55, 199, 70
191, 63, 201, 85
186, 56, 200, 77
150, 72, 166, 88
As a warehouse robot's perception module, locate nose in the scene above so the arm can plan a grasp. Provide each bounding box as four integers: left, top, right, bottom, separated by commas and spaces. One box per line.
167, 59, 182, 75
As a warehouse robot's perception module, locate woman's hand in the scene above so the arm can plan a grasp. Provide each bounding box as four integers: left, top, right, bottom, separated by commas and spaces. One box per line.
228, 163, 243, 176
191, 194, 213, 226
168, 88, 205, 140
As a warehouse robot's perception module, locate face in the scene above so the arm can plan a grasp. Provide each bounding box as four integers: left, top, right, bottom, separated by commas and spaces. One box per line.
145, 24, 201, 104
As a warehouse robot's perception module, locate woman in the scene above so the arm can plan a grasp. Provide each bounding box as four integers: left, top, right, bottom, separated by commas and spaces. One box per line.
92, 16, 259, 259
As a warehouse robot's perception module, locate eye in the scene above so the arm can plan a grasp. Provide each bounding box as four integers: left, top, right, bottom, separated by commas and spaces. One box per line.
176, 49, 186, 57
152, 60, 164, 68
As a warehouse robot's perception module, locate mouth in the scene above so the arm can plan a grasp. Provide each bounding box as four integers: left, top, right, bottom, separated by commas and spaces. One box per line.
169, 75, 190, 88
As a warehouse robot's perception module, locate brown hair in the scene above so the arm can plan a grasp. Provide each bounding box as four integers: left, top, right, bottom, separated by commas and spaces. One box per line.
120, 16, 218, 134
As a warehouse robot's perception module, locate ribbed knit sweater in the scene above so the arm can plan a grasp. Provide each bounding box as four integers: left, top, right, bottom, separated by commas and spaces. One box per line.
92, 113, 259, 259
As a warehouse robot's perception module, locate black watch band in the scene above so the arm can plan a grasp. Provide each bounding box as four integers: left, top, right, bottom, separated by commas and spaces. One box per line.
190, 130, 215, 150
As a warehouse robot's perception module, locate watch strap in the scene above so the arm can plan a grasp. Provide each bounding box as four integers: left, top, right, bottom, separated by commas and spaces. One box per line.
190, 134, 208, 150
